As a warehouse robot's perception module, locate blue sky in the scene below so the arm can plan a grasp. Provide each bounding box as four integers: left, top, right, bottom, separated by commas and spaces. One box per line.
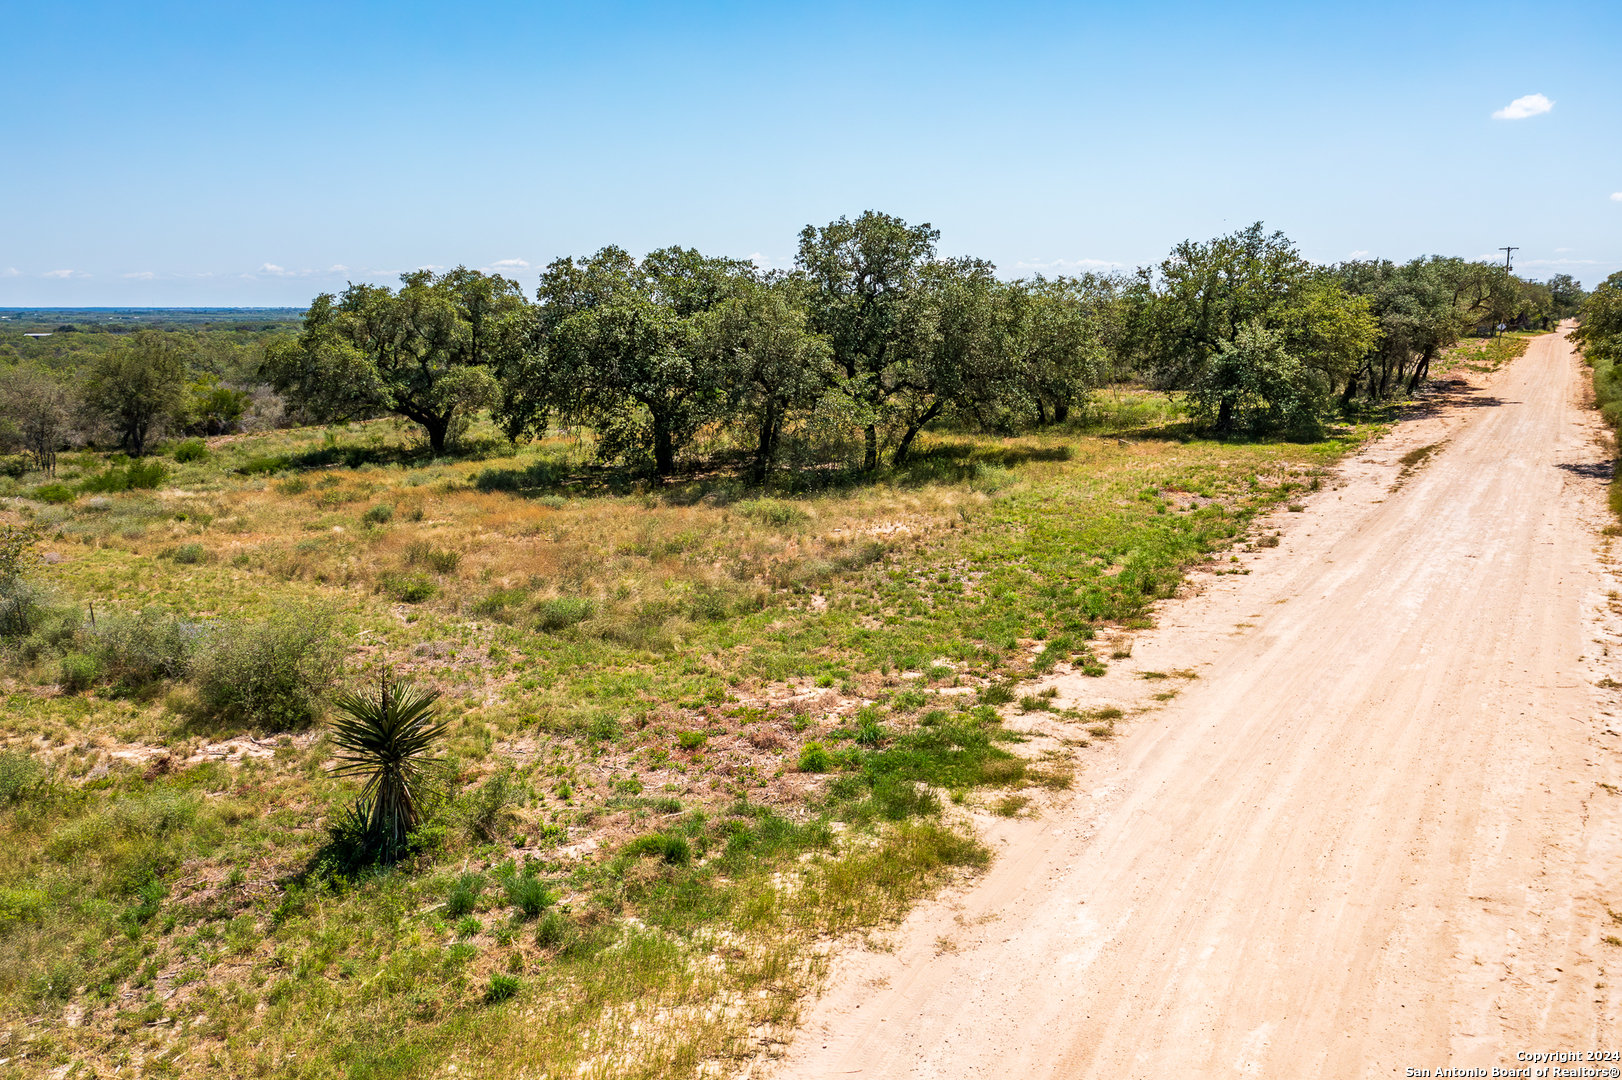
2, 0, 1618, 306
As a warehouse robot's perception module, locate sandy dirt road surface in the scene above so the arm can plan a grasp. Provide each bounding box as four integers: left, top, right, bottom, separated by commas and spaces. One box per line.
769, 329, 1622, 1078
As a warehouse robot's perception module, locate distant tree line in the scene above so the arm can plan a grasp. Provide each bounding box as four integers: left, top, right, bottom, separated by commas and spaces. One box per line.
1573, 271, 1622, 437
1, 214, 1588, 477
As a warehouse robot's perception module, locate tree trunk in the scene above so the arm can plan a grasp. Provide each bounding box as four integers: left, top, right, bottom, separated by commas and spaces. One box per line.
750, 401, 781, 484
1053, 399, 1070, 424
1340, 371, 1360, 409
1216, 398, 1234, 434
1405, 349, 1432, 394
892, 401, 943, 467
424, 415, 451, 456
653, 419, 676, 477
1033, 395, 1048, 426
863, 425, 878, 472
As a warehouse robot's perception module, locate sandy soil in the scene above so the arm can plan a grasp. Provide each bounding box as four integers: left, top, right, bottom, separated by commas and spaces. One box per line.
766, 328, 1622, 1078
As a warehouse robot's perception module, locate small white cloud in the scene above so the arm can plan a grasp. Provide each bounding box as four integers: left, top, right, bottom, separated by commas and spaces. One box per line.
1611, 192, 1622, 202
1, 267, 19, 277
1492, 93, 1552, 120
328, 264, 349, 273
260, 263, 291, 276
123, 271, 155, 280
490, 258, 529, 269
1349, 250, 1370, 258
1012, 257, 1123, 273
44, 269, 75, 279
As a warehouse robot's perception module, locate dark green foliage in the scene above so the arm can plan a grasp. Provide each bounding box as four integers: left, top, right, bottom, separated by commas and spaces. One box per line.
797, 742, 832, 773
404, 541, 460, 573
676, 730, 707, 751
82, 331, 187, 456
534, 910, 569, 947
80, 459, 169, 493
172, 438, 210, 463
237, 455, 290, 475
362, 503, 394, 525
31, 483, 74, 504
328, 674, 448, 861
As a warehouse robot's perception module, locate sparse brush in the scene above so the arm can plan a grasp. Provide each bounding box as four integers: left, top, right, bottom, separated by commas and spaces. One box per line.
445, 873, 486, 917
193, 607, 342, 730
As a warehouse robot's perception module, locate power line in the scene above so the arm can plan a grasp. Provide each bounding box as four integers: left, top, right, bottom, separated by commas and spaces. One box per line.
1500, 246, 1518, 272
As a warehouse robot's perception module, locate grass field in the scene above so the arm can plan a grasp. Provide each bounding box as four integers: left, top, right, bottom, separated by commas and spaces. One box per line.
0, 395, 1372, 1078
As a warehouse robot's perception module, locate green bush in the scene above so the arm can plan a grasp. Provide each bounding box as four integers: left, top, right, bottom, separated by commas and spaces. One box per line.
445, 873, 485, 918
31, 483, 74, 504
58, 652, 101, 692
484, 973, 521, 1004
237, 455, 289, 475
170, 543, 207, 565
533, 597, 593, 631
737, 499, 809, 527
378, 572, 437, 603
622, 833, 692, 865
534, 910, 569, 947
362, 504, 394, 525
192, 607, 342, 730
459, 769, 520, 842
0, 751, 47, 805
797, 742, 832, 773
91, 610, 197, 686
80, 460, 169, 493
0, 455, 30, 479
172, 439, 210, 464
502, 873, 556, 918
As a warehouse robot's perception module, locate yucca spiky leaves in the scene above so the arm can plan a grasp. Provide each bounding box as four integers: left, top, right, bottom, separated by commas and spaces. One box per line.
329, 671, 447, 860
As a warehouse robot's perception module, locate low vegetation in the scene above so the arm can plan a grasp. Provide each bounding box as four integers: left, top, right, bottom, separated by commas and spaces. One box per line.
0, 388, 1370, 1076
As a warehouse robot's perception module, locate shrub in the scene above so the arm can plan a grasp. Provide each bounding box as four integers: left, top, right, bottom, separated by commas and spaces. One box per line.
91, 610, 198, 686
31, 483, 74, 504
737, 499, 810, 528
0, 455, 29, 479
502, 873, 556, 918
362, 504, 394, 525
977, 682, 1015, 706
0, 752, 47, 805
445, 873, 485, 918
797, 742, 832, 773
676, 730, 707, 751
172, 439, 209, 463
170, 543, 207, 565
623, 833, 692, 865
533, 597, 593, 632
237, 455, 289, 475
459, 769, 521, 842
484, 973, 521, 1004
80, 460, 169, 493
377, 571, 437, 603
59, 652, 101, 692
534, 910, 569, 947
404, 541, 460, 573
192, 607, 343, 730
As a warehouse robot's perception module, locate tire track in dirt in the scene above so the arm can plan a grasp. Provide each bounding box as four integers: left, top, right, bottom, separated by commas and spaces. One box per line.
768, 328, 1622, 1078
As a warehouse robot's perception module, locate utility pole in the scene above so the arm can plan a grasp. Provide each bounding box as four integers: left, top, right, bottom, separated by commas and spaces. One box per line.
1500, 246, 1518, 272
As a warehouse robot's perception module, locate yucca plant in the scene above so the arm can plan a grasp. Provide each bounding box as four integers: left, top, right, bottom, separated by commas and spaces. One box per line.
329, 671, 448, 861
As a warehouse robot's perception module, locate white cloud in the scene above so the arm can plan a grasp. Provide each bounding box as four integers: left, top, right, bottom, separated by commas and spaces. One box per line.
1492, 93, 1552, 120
43, 269, 79, 279
123, 271, 155, 280
1611, 192, 1622, 202
1, 268, 19, 277
260, 263, 292, 276
1349, 250, 1370, 258
328, 264, 349, 273
491, 258, 529, 269
1011, 257, 1123, 273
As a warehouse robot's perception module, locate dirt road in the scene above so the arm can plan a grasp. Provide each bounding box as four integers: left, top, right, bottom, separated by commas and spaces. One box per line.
772, 329, 1622, 1078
